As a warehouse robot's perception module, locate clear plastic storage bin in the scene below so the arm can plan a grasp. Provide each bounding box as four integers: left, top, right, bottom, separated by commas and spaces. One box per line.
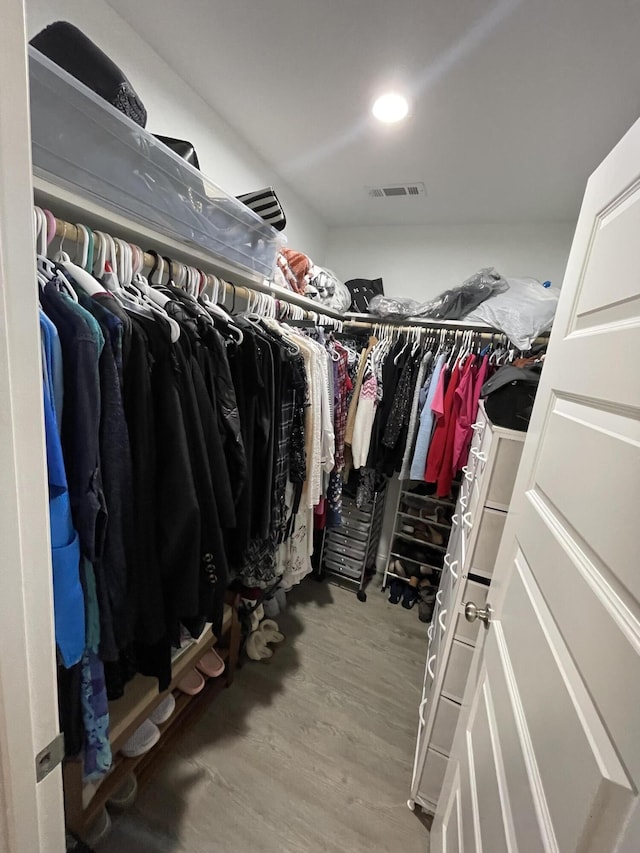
28, 48, 282, 278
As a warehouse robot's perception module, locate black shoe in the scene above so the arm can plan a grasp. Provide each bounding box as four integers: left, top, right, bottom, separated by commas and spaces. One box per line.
388, 579, 403, 604
418, 587, 436, 622
401, 585, 419, 609
66, 830, 96, 853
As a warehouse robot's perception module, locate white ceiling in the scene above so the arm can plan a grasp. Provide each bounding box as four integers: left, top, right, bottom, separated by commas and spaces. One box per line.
108, 0, 640, 227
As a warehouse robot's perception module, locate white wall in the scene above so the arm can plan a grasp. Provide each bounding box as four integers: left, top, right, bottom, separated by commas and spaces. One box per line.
325, 222, 575, 300
26, 0, 328, 260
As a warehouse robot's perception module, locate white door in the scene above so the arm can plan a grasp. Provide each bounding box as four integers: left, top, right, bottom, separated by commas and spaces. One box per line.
432, 114, 640, 852
0, 3, 66, 851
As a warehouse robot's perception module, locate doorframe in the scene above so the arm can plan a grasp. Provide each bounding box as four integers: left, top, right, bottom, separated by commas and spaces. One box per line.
0, 2, 65, 850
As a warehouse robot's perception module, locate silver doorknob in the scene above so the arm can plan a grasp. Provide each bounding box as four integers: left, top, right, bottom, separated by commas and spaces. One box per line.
464, 601, 492, 627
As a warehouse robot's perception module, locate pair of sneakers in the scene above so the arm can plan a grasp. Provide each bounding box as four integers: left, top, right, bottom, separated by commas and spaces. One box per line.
388, 579, 418, 609
246, 619, 285, 660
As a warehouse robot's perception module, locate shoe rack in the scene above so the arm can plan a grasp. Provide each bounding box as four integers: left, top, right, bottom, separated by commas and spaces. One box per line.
381, 481, 460, 603
63, 592, 241, 838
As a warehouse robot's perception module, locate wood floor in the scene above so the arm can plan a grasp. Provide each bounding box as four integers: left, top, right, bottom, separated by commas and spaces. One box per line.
99, 577, 431, 853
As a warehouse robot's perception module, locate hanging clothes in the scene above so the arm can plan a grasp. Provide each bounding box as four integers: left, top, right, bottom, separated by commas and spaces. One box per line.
351, 372, 378, 469
409, 353, 447, 481
424, 359, 462, 496
434, 355, 475, 497
398, 351, 433, 481
452, 353, 488, 473
40, 310, 85, 668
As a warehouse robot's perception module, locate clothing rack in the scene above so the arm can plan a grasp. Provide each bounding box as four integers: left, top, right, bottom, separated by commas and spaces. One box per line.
44, 212, 551, 344
40, 203, 340, 835
343, 315, 549, 349
43, 210, 344, 328
343, 317, 550, 348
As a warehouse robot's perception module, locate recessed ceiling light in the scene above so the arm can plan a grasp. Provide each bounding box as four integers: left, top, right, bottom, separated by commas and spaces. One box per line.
372, 93, 409, 124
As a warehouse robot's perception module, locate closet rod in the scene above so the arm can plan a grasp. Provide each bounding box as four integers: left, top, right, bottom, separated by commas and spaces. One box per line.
343, 317, 550, 344
344, 312, 503, 331
47, 213, 341, 325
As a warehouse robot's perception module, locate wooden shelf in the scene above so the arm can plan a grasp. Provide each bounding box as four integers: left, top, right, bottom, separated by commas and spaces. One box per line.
108, 605, 232, 754
63, 597, 241, 837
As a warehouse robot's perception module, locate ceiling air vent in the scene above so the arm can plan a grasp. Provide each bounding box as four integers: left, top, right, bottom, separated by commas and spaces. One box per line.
367, 182, 426, 198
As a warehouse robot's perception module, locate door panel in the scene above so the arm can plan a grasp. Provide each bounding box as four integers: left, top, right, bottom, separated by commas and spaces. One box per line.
468, 678, 510, 853
534, 397, 639, 593
571, 178, 640, 322
433, 113, 640, 852
487, 630, 548, 853
518, 494, 640, 781
503, 551, 633, 851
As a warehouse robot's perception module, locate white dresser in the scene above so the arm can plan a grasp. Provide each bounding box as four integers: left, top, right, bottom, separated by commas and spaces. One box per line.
408, 402, 525, 813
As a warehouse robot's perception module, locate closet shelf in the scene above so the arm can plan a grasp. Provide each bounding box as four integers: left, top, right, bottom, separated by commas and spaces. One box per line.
65, 599, 240, 837
108, 606, 232, 753
400, 490, 457, 508
396, 511, 451, 531
29, 49, 283, 280
393, 531, 447, 553
389, 552, 443, 573
384, 570, 440, 584
81, 677, 229, 832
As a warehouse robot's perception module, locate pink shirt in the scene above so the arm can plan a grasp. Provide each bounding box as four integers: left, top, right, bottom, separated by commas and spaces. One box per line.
452, 355, 489, 473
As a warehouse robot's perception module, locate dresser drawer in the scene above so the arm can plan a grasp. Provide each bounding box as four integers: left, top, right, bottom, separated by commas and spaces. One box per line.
338, 518, 369, 541
442, 639, 474, 702
325, 541, 366, 562
430, 694, 461, 757
417, 747, 449, 808
325, 532, 366, 556
484, 436, 524, 510
324, 554, 362, 580
341, 504, 371, 524
468, 508, 506, 578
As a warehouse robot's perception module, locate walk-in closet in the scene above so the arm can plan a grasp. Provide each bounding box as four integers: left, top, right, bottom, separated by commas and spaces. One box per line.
1, 2, 640, 852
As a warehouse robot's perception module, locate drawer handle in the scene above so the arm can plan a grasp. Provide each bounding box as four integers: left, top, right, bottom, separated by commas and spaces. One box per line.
436, 590, 443, 605
427, 624, 434, 641
470, 422, 484, 432
452, 513, 460, 526
444, 553, 451, 568
419, 697, 428, 727
427, 654, 436, 679
438, 608, 447, 632
462, 512, 473, 527
460, 495, 468, 510
461, 465, 473, 482
471, 448, 487, 463
449, 559, 459, 580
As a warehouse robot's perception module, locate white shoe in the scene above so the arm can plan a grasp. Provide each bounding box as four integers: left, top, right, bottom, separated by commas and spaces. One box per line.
149, 693, 175, 725
121, 719, 160, 758
108, 773, 138, 810
259, 619, 285, 644
84, 807, 112, 846
246, 630, 273, 660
